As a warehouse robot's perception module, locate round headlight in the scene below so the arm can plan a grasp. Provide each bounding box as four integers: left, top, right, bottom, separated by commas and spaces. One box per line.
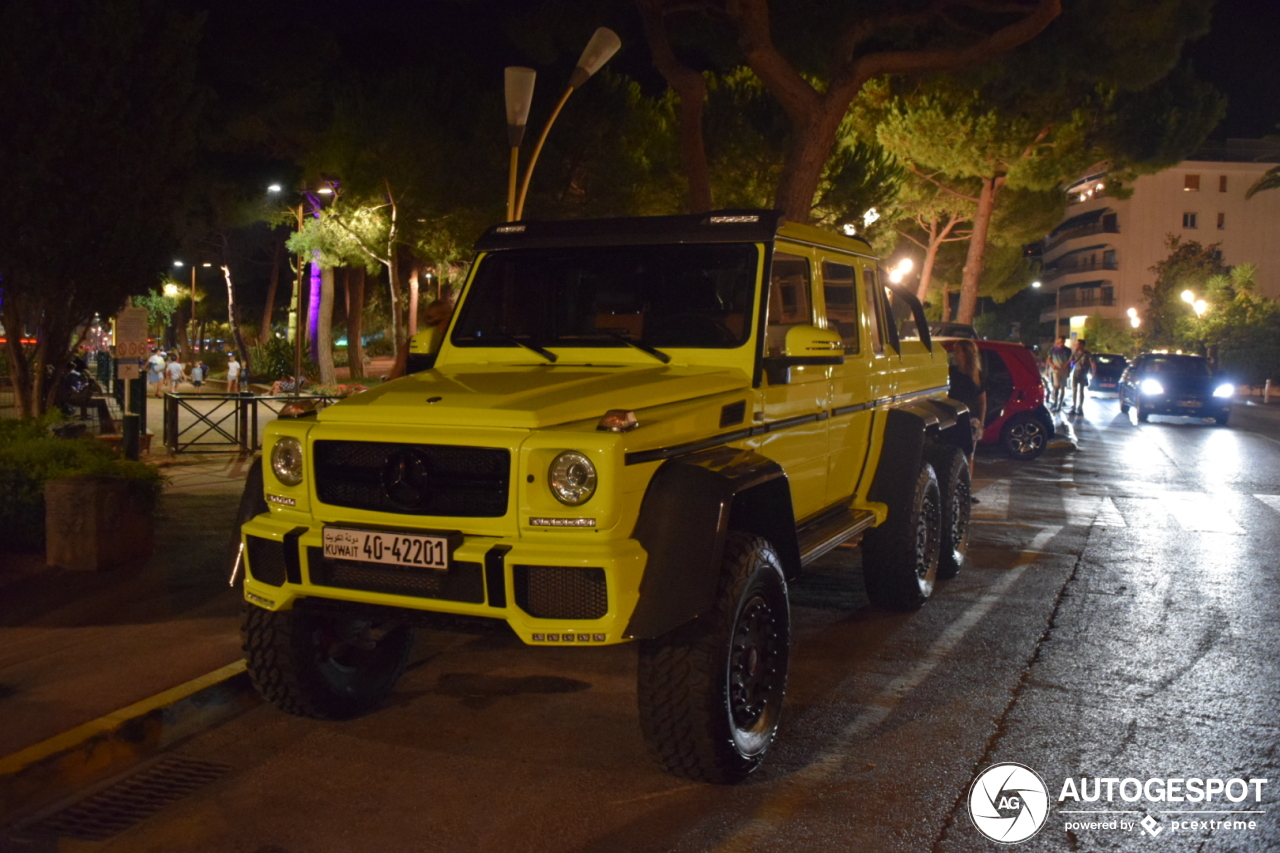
548, 451, 597, 506
1140, 378, 1165, 396
1213, 383, 1235, 398
271, 436, 304, 486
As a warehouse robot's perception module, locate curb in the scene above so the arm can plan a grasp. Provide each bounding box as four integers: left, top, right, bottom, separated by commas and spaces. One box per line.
0, 660, 259, 825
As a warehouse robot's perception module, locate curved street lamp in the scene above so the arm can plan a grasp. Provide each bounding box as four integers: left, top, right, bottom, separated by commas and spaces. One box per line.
511, 27, 621, 221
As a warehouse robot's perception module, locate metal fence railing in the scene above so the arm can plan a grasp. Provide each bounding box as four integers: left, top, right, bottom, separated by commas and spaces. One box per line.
163, 393, 341, 454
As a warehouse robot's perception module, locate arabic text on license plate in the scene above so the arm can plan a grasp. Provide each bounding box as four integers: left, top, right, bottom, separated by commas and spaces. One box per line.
323, 528, 450, 570
1181, 400, 1202, 408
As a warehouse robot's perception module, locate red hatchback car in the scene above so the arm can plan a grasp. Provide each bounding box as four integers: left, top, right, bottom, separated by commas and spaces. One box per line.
938, 338, 1056, 460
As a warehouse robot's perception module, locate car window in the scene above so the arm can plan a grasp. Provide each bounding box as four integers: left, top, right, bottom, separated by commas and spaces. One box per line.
862, 266, 884, 355
821, 261, 859, 354
767, 252, 814, 356
981, 348, 1013, 426
1143, 356, 1211, 378
452, 243, 759, 349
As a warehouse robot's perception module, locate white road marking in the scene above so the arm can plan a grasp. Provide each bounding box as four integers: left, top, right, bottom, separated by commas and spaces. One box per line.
714, 527, 1063, 852
1253, 494, 1280, 515
1158, 490, 1245, 534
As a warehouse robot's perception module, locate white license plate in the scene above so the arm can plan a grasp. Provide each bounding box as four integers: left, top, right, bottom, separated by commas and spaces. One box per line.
1180, 400, 1202, 408
322, 527, 456, 570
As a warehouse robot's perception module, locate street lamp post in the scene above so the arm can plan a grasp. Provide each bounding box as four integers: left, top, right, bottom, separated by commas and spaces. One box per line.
172, 261, 212, 356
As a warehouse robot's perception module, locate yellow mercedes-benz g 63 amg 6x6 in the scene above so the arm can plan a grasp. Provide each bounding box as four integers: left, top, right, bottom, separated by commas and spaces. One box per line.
235, 210, 972, 783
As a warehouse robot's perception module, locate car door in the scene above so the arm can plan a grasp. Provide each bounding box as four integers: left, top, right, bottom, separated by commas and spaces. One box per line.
752, 247, 830, 521
822, 256, 881, 506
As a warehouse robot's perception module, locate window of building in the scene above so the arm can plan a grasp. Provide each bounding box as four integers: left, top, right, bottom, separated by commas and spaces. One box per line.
1184, 174, 1200, 191
1219, 175, 1228, 193
1183, 212, 1198, 229
1103, 249, 1117, 268
1217, 212, 1225, 230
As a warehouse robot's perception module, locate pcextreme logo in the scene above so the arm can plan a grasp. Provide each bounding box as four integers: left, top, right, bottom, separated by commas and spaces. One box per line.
968, 763, 1050, 843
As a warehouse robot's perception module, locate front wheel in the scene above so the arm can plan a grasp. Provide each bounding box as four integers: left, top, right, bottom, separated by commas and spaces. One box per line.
861, 463, 942, 611
1001, 413, 1048, 460
637, 533, 790, 784
243, 603, 414, 720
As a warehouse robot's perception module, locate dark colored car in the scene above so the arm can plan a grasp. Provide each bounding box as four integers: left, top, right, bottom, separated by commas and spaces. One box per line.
940, 338, 1056, 459
1087, 352, 1127, 394
1118, 353, 1233, 425
929, 321, 977, 339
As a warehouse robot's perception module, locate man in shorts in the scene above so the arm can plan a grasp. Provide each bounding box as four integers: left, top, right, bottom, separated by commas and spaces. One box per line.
226, 353, 241, 394
1045, 336, 1072, 411
165, 355, 186, 393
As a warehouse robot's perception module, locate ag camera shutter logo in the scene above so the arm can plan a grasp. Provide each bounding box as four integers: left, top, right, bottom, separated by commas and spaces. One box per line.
968, 763, 1050, 843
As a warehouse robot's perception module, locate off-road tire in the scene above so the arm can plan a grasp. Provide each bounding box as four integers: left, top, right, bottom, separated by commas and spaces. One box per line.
242, 603, 414, 720
925, 445, 970, 580
226, 457, 267, 589
861, 463, 942, 611
1001, 413, 1048, 460
636, 533, 790, 784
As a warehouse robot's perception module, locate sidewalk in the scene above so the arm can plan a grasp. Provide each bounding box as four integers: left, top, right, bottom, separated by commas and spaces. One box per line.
0, 453, 252, 762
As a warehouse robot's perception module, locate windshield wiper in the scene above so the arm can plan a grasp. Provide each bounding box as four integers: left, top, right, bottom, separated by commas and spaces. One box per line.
560, 332, 671, 364
455, 333, 558, 363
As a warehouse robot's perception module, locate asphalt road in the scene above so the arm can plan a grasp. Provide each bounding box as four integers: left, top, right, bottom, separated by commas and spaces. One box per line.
15, 394, 1280, 852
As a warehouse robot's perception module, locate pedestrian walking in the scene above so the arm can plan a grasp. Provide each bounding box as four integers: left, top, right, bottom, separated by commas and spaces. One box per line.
1045, 336, 1072, 411
226, 353, 241, 394
192, 361, 208, 389
147, 350, 166, 397
165, 356, 186, 393
1069, 340, 1092, 415
948, 339, 986, 484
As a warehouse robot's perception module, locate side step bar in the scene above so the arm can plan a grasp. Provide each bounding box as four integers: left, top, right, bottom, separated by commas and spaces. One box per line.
797, 508, 876, 566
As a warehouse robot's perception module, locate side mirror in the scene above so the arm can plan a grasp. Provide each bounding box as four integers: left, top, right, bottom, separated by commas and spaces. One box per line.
763, 325, 844, 385
406, 327, 445, 374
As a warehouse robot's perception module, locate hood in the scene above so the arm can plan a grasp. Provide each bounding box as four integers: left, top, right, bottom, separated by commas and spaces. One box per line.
318, 364, 750, 429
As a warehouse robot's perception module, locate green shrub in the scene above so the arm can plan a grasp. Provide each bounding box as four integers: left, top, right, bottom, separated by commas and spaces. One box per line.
247, 336, 318, 382
0, 418, 163, 551
364, 334, 394, 357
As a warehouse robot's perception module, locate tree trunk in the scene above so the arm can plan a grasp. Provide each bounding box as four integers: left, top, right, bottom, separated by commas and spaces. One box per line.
222, 265, 251, 376
1, 297, 35, 418
773, 107, 846, 221
409, 262, 420, 337
260, 233, 283, 345
638, 0, 712, 213
317, 266, 336, 386
386, 258, 405, 353
307, 256, 321, 363
347, 266, 366, 380
957, 176, 1002, 325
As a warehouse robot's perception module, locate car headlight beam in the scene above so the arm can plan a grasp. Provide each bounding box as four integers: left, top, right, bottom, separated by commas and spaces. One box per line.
271, 436, 305, 486
1213, 383, 1234, 398
1140, 378, 1165, 396
549, 451, 597, 506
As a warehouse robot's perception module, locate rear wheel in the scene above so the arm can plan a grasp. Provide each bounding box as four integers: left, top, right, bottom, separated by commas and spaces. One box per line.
1000, 413, 1048, 460
243, 603, 414, 720
1119, 394, 1130, 414
926, 445, 971, 580
862, 463, 942, 611
637, 533, 790, 784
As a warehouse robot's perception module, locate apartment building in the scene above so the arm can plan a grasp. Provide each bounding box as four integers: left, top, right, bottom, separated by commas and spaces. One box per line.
1041, 139, 1280, 340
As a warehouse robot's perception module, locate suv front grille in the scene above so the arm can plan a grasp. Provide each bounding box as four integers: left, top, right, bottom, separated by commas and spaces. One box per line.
514, 566, 608, 620
313, 440, 510, 517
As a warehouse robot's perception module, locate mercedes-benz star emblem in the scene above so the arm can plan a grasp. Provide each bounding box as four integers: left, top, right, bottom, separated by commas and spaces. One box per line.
382, 448, 434, 508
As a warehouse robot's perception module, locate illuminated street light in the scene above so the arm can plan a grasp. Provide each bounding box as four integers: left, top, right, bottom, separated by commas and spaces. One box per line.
512, 28, 620, 220
1130, 316, 1141, 328
1182, 290, 1196, 304
267, 184, 282, 193
163, 283, 180, 297
1031, 280, 1042, 289
1194, 299, 1208, 317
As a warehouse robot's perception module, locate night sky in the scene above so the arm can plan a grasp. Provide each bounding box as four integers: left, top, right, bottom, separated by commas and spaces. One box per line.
1184, 0, 1280, 139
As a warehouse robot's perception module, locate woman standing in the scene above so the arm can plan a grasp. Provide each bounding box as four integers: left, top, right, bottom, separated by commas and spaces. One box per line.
948, 339, 987, 478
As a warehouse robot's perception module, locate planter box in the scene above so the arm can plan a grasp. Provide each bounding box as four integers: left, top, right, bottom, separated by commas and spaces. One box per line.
45, 476, 156, 570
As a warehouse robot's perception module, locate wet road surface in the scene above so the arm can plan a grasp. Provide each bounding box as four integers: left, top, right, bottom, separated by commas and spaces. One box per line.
9, 395, 1280, 852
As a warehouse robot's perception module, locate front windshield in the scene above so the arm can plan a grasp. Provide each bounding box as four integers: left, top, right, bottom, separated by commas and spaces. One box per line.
1144, 356, 1212, 378
452, 243, 759, 350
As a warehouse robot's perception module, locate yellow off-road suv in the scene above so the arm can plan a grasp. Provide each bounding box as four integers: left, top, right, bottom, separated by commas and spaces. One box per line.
235, 210, 972, 783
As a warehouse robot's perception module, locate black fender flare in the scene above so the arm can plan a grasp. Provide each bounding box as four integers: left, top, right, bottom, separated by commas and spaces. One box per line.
624, 446, 798, 639
867, 398, 970, 516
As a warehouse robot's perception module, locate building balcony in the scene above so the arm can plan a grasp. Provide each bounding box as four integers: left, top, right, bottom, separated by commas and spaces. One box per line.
1057, 291, 1116, 311
1043, 221, 1119, 253
1042, 258, 1118, 283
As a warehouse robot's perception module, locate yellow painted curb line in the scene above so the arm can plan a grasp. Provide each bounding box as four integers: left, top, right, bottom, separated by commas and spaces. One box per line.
0, 660, 247, 778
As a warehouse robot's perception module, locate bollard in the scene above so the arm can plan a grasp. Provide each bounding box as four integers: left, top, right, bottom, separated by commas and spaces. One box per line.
130, 376, 147, 437
122, 413, 140, 461
1266, 379, 1272, 404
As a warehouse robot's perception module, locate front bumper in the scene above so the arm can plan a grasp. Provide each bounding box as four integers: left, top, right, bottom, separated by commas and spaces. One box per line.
1140, 397, 1229, 418
241, 513, 647, 646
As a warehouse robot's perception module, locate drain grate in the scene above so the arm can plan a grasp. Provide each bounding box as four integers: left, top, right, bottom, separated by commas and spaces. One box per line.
33, 754, 231, 840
